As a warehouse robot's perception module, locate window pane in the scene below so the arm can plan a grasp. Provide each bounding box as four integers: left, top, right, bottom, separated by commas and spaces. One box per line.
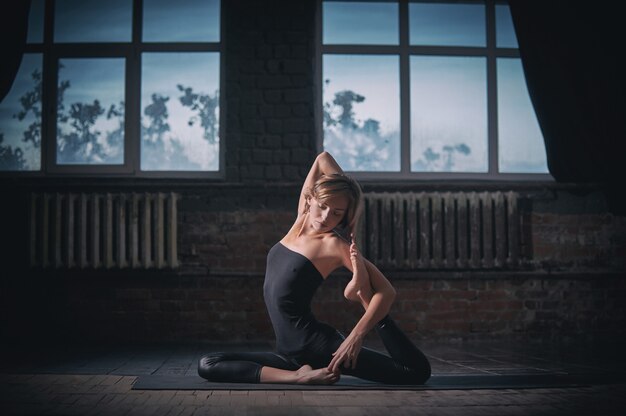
143, 0, 220, 42
409, 2, 485, 47
323, 2, 398, 45
496, 4, 518, 48
323, 55, 400, 171
57, 59, 125, 165
0, 54, 42, 171
27, 0, 45, 44
497, 58, 548, 173
411, 56, 487, 172
54, 0, 132, 43
141, 53, 220, 171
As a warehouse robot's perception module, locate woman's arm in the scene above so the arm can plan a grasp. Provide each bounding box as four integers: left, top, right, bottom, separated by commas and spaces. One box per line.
297, 151, 343, 215
349, 259, 396, 337
329, 245, 396, 372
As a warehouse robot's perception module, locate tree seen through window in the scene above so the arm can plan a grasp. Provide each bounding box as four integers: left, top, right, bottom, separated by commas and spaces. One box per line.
0, 0, 221, 174
321, 0, 548, 177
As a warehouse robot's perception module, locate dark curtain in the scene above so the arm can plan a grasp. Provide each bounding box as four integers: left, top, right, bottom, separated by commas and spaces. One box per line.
509, 1, 626, 214
0, 0, 31, 102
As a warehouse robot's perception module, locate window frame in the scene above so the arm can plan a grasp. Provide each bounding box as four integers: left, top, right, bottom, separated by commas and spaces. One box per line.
5, 0, 224, 179
315, 0, 554, 181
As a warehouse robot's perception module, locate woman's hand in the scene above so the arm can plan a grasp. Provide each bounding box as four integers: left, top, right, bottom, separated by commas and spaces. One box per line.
327, 331, 364, 373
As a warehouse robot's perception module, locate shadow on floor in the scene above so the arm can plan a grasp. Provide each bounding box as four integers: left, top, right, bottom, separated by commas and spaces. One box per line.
1, 338, 625, 381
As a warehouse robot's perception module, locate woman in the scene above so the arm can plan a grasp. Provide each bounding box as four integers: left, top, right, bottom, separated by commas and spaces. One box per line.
198, 152, 431, 385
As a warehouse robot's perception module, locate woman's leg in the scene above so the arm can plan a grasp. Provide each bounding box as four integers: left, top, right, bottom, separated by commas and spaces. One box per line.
198, 351, 298, 383
301, 320, 430, 385
372, 315, 431, 383
340, 287, 431, 384
198, 351, 339, 384
341, 341, 430, 385
325, 317, 430, 385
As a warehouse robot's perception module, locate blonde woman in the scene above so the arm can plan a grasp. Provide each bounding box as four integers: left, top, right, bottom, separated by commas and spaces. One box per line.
198, 152, 431, 385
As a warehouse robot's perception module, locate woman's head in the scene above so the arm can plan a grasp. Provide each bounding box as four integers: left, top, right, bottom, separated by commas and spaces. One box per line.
304, 173, 363, 235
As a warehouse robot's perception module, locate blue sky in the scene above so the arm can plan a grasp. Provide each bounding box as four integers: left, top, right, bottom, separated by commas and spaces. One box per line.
54, 0, 132, 43
52, 0, 220, 43
141, 52, 220, 170
143, 0, 220, 42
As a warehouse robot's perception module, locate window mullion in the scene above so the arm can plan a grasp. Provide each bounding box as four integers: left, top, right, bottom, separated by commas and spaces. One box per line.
128, 0, 143, 174
399, 0, 410, 175
316, 0, 324, 153
486, 0, 498, 176
42, 0, 56, 175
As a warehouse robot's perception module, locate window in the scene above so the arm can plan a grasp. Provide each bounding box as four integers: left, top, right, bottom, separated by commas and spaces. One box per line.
0, 0, 222, 176
319, 0, 550, 179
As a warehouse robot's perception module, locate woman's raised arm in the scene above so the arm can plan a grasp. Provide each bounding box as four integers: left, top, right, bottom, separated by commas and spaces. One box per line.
297, 152, 344, 215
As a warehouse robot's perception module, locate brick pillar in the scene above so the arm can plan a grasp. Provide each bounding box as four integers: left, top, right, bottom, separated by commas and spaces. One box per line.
224, 0, 318, 183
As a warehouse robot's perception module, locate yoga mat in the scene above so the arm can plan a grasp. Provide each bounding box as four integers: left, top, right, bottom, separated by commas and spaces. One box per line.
131, 374, 610, 391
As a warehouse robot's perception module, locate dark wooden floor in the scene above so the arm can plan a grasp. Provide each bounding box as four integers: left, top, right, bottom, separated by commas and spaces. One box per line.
1, 339, 625, 415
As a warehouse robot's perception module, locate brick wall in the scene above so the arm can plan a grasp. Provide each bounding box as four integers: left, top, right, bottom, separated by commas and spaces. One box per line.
522, 188, 626, 270
223, 0, 317, 183
2, 266, 624, 345
1, 0, 625, 346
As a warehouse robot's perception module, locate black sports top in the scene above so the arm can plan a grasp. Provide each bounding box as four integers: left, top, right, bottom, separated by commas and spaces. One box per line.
263, 241, 332, 356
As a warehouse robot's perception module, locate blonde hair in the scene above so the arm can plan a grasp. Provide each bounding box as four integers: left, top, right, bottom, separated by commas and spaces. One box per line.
303, 173, 363, 235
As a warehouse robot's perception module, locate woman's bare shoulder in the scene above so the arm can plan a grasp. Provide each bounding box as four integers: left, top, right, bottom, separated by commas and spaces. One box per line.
325, 232, 351, 260
325, 234, 353, 273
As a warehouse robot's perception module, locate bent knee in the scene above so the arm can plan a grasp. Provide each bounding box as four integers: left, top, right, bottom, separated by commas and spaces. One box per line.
398, 362, 431, 385
412, 358, 432, 384
412, 367, 431, 384
198, 352, 226, 380
396, 368, 430, 385
408, 353, 432, 384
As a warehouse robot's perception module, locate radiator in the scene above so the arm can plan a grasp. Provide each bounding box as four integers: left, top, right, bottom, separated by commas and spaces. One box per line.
357, 191, 520, 269
29, 192, 179, 269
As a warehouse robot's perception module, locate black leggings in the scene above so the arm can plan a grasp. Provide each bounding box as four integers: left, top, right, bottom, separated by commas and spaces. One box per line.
198, 315, 431, 385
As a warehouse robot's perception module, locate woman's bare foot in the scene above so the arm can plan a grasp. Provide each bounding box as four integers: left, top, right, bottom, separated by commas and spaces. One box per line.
295, 365, 340, 385
344, 238, 374, 307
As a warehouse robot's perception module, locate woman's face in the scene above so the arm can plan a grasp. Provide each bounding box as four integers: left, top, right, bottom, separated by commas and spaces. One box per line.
309, 195, 349, 233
